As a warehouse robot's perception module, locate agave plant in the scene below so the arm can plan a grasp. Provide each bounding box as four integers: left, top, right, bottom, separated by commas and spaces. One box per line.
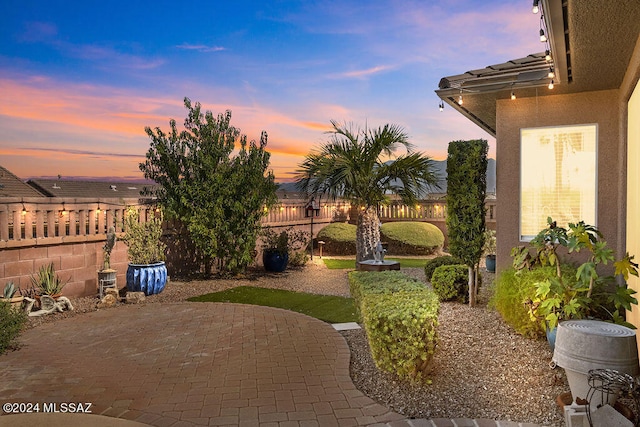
3, 282, 17, 299
30, 263, 68, 296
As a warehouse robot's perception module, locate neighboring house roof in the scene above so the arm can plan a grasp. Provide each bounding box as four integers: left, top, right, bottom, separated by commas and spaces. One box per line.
27, 179, 156, 199
0, 166, 46, 198
436, 0, 640, 136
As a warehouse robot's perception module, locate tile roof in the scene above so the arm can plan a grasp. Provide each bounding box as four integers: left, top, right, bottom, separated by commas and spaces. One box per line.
27, 179, 157, 199
0, 166, 46, 198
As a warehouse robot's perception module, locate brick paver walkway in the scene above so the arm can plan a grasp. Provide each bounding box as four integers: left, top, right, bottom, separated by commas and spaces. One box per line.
0, 303, 545, 426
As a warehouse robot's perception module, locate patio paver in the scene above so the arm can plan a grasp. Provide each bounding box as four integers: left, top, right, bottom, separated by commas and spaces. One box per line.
0, 302, 545, 426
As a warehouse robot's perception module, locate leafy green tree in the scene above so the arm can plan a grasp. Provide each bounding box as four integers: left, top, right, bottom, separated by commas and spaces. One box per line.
446, 139, 488, 307
295, 120, 441, 262
140, 98, 278, 275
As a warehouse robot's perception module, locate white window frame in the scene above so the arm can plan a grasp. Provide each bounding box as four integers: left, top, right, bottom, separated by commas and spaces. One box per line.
519, 124, 598, 241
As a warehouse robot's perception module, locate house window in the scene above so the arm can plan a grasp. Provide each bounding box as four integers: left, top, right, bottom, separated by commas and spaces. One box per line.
520, 124, 597, 240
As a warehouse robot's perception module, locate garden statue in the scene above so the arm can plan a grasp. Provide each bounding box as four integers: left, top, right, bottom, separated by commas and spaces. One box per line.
23, 295, 74, 317
373, 240, 386, 263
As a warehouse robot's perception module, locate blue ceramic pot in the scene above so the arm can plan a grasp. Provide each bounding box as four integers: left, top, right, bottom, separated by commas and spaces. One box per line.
126, 262, 167, 296
263, 250, 289, 272
485, 254, 496, 273
546, 324, 558, 352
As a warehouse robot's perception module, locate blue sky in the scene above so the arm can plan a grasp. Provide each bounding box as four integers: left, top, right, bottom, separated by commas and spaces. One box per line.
0, 1, 540, 181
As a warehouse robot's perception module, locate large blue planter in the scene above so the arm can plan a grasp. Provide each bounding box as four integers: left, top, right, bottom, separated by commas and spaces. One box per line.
126, 262, 168, 296
263, 250, 289, 272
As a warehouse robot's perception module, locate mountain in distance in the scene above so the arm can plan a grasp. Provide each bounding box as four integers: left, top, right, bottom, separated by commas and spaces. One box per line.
276, 158, 496, 195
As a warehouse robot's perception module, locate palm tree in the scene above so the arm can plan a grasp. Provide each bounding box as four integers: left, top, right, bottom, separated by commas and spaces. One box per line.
295, 120, 441, 262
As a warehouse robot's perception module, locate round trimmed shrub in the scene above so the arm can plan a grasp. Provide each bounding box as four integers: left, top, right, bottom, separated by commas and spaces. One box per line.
381, 222, 444, 255
424, 255, 463, 282
316, 223, 356, 255
431, 264, 469, 303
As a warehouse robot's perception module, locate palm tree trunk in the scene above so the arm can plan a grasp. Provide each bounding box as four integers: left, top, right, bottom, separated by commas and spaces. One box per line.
356, 206, 380, 262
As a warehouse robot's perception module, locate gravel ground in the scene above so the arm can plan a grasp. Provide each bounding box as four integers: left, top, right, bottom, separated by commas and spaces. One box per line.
24, 260, 567, 426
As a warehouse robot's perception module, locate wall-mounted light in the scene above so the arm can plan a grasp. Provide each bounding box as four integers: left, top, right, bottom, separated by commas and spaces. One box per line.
532, 0, 539, 14
548, 79, 555, 89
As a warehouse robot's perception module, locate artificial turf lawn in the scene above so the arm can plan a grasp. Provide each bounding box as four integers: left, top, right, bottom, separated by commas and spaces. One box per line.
322, 257, 429, 269
188, 286, 358, 323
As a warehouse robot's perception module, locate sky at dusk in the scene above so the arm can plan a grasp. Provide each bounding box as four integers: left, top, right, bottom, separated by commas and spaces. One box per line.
1, 1, 541, 182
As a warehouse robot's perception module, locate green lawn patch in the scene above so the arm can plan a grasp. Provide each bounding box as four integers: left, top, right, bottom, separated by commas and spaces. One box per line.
323, 258, 428, 269
188, 286, 358, 323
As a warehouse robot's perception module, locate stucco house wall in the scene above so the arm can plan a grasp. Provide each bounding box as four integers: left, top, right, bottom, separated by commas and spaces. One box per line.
495, 89, 623, 272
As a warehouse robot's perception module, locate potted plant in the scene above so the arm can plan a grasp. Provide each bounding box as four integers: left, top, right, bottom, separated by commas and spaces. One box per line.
515, 218, 638, 349
98, 226, 118, 298
121, 206, 167, 296
261, 227, 310, 272
1, 282, 24, 310
483, 229, 496, 273
30, 263, 68, 299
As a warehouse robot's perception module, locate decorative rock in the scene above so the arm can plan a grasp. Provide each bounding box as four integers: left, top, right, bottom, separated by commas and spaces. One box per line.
126, 292, 146, 304
98, 294, 118, 308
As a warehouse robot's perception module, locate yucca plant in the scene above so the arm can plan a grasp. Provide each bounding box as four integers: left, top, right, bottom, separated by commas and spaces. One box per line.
30, 263, 68, 296
3, 282, 17, 299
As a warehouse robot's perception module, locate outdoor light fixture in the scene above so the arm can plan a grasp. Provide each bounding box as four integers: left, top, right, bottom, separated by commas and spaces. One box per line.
511, 91, 516, 100
61, 202, 68, 216
96, 203, 101, 213
438, 101, 444, 111
532, 0, 539, 13
548, 68, 555, 79
545, 50, 552, 62
21, 202, 27, 216
548, 79, 555, 89
540, 28, 547, 42
458, 94, 463, 105
305, 197, 321, 260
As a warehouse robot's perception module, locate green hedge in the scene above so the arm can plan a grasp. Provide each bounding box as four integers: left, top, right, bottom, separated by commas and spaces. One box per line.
0, 301, 27, 355
431, 264, 469, 303
490, 265, 577, 338
424, 255, 463, 282
381, 222, 444, 255
348, 271, 439, 380
317, 223, 357, 255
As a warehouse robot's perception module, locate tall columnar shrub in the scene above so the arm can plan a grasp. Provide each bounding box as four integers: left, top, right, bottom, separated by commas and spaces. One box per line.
348, 271, 439, 381
446, 139, 488, 307
140, 98, 278, 275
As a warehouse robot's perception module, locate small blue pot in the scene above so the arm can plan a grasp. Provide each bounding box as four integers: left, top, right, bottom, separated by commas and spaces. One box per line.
126, 262, 168, 296
263, 250, 289, 272
546, 324, 558, 352
485, 255, 496, 273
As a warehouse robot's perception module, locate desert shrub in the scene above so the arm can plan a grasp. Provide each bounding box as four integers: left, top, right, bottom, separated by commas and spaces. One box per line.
424, 255, 463, 282
380, 222, 444, 255
288, 250, 309, 267
317, 223, 356, 255
490, 265, 577, 338
431, 265, 469, 303
0, 300, 27, 354
348, 271, 439, 381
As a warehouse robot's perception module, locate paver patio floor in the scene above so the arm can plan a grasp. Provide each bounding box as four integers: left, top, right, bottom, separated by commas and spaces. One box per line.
0, 302, 405, 426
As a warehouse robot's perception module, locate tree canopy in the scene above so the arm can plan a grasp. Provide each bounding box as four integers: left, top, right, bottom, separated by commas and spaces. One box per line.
295, 120, 441, 261
140, 97, 278, 275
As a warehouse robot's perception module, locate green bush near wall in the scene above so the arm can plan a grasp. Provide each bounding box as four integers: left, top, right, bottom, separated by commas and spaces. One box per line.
348, 271, 439, 381
490, 265, 577, 338
317, 223, 357, 255
381, 222, 444, 255
0, 301, 27, 355
424, 255, 464, 282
